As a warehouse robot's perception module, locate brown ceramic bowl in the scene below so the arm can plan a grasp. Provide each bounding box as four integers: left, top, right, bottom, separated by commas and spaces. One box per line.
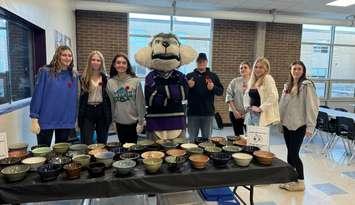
189, 154, 209, 169
209, 136, 226, 145
63, 162, 82, 179
233, 138, 247, 147
141, 151, 165, 159
253, 150, 275, 166
166, 149, 186, 157
8, 150, 28, 159
88, 148, 107, 157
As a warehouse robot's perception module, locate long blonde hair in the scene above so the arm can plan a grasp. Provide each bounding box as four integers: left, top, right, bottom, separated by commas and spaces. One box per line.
48, 45, 74, 75
81, 51, 106, 92
247, 57, 270, 89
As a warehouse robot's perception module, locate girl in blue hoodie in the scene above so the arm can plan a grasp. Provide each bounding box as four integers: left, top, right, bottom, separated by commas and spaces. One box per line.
30, 45, 78, 146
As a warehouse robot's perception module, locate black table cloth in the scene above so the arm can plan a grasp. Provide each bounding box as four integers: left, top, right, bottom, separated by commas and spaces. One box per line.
0, 158, 297, 204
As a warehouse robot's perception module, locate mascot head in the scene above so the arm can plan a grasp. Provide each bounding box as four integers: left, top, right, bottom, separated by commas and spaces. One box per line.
135, 33, 197, 72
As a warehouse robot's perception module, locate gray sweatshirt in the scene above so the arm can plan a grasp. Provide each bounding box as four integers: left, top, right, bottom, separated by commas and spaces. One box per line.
107, 76, 146, 125
225, 77, 247, 113
279, 80, 319, 133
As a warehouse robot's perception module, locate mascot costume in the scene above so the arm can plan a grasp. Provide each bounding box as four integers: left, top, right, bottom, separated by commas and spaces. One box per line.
135, 33, 197, 140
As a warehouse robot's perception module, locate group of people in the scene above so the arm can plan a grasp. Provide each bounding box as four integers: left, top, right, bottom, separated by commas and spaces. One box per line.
30, 45, 319, 192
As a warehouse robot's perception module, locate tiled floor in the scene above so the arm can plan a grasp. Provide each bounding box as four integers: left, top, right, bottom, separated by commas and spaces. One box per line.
23, 126, 355, 205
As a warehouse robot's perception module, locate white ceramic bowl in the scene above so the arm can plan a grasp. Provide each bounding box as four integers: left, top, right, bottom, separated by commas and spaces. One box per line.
22, 157, 46, 171
232, 153, 253, 167
180, 143, 198, 150
94, 151, 115, 168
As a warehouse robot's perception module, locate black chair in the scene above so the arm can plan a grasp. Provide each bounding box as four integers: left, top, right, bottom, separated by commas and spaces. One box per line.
328, 117, 354, 156
315, 111, 337, 153
320, 105, 330, 109
334, 107, 348, 112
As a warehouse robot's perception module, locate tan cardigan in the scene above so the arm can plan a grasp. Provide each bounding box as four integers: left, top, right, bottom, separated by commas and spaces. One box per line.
244, 74, 280, 127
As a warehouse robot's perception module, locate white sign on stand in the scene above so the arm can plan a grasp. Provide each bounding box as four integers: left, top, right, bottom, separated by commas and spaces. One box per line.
246, 125, 270, 151
0, 132, 8, 159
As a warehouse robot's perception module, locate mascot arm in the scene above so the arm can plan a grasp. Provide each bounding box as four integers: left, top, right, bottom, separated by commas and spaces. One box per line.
163, 75, 188, 102
145, 84, 168, 107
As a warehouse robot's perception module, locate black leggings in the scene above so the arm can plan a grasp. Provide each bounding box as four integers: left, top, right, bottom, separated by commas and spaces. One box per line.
37, 129, 71, 146
283, 125, 306, 180
116, 122, 138, 144
229, 112, 245, 136
80, 104, 109, 144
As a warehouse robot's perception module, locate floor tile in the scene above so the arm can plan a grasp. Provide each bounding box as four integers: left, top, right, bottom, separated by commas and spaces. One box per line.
313, 183, 348, 196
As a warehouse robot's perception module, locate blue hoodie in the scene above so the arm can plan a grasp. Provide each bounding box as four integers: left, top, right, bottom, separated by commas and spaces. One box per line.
30, 67, 78, 129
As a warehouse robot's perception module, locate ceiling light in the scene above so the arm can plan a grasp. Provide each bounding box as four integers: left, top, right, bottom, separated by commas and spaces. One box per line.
327, 0, 355, 7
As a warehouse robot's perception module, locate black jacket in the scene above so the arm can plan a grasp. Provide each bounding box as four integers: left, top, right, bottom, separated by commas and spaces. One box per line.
186, 68, 224, 116
78, 73, 112, 128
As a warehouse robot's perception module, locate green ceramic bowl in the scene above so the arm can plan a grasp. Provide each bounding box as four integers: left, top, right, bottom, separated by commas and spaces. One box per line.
113, 159, 136, 175
143, 158, 162, 174
72, 154, 91, 168
1, 164, 30, 182
222, 145, 243, 153
53, 143, 70, 154
32, 147, 51, 157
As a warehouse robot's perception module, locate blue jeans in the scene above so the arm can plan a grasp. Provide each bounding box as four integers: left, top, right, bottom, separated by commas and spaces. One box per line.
245, 111, 260, 126
187, 116, 214, 140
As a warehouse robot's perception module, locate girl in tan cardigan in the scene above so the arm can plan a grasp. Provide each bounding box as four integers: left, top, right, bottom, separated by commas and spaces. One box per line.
244, 57, 280, 127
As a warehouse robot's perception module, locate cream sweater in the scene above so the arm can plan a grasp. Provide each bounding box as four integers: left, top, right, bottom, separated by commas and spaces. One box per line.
244, 74, 280, 127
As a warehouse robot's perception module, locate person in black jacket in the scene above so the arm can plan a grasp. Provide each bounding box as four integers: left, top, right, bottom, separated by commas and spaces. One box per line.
78, 51, 112, 144
186, 53, 224, 140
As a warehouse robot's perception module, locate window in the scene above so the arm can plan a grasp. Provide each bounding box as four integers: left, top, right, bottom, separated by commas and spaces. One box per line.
301, 24, 355, 100
0, 7, 46, 111
128, 13, 212, 77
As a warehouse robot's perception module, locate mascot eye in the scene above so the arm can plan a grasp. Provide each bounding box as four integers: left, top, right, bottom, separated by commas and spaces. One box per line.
155, 40, 161, 44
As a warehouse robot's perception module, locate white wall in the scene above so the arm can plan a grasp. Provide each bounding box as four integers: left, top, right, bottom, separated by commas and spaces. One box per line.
0, 0, 76, 146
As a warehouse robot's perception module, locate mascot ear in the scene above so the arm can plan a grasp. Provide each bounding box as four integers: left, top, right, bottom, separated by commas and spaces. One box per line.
135, 47, 152, 68
179, 45, 197, 66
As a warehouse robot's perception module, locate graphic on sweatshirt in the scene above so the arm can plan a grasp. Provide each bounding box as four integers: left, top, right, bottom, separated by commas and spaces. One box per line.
113, 86, 135, 102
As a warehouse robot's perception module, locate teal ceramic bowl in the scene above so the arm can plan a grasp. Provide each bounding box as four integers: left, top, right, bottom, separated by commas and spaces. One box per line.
113, 159, 136, 175
32, 147, 51, 157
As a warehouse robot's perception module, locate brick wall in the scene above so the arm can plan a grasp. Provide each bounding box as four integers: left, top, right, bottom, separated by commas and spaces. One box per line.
264, 23, 302, 92
212, 20, 302, 124
212, 19, 256, 124
75, 10, 128, 72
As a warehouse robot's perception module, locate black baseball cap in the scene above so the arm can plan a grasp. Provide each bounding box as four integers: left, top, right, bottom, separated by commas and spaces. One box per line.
196, 53, 208, 62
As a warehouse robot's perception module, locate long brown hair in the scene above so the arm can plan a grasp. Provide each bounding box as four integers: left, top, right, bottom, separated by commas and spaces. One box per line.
81, 51, 106, 92
109, 52, 136, 78
48, 45, 74, 75
286, 60, 309, 95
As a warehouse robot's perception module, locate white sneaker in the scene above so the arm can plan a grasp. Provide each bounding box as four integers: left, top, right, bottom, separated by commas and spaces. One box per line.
281, 181, 305, 192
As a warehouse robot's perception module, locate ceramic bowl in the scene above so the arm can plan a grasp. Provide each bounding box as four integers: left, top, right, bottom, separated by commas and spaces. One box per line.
88, 148, 107, 157
8, 143, 28, 151
180, 143, 198, 150
222, 145, 242, 153
166, 149, 186, 157
209, 136, 226, 145
232, 153, 253, 167
161, 142, 179, 150
137, 139, 154, 147
129, 144, 146, 153
194, 137, 209, 145
226, 135, 241, 142
111, 147, 128, 161
37, 164, 61, 182
72, 154, 91, 168
49, 156, 72, 168
88, 143, 105, 150
0, 157, 21, 168
189, 154, 209, 169
21, 157, 46, 171
1, 164, 30, 182
233, 138, 247, 147
52, 143, 70, 154
141, 151, 165, 159
143, 158, 162, 174
165, 156, 186, 172
204, 146, 222, 155
69, 144, 88, 154
187, 147, 204, 155
120, 152, 140, 161
210, 152, 231, 168
30, 144, 47, 151
122, 143, 136, 149
88, 162, 105, 178
145, 143, 161, 151
113, 159, 136, 175
172, 137, 188, 145
198, 142, 216, 149
94, 151, 115, 168
253, 150, 275, 166
32, 147, 51, 158
8, 150, 28, 159
242, 146, 260, 155
63, 162, 82, 179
